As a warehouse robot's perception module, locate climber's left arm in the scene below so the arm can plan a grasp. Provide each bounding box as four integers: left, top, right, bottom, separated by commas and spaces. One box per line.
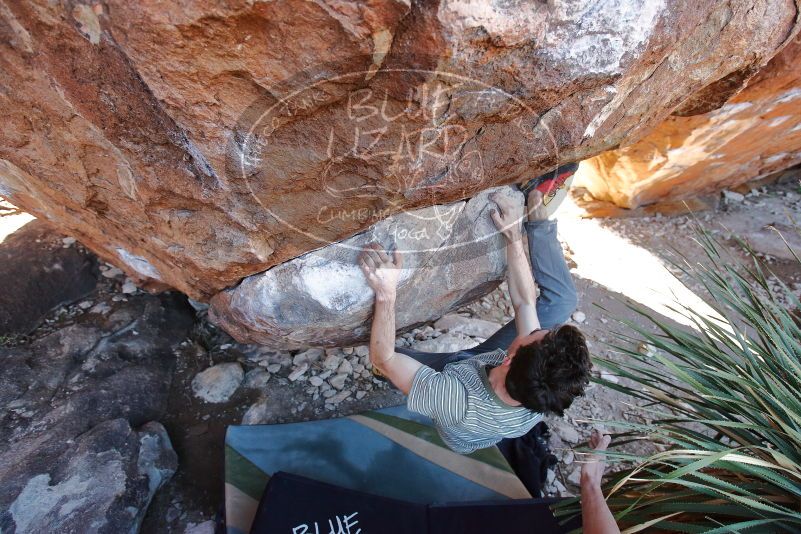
359, 243, 422, 394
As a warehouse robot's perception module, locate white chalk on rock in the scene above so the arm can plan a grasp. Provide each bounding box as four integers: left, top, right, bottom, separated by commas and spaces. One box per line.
600, 371, 620, 384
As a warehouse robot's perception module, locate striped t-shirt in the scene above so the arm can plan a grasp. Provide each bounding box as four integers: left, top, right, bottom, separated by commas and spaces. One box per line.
407, 349, 543, 454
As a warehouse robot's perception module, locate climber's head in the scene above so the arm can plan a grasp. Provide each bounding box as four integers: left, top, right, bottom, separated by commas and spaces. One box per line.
502, 325, 591, 415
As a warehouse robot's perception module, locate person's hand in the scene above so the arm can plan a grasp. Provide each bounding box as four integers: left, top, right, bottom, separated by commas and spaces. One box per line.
490, 192, 524, 241
359, 243, 403, 301
581, 429, 612, 489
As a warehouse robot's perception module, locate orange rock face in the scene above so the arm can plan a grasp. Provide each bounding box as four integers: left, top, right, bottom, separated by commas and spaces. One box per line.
578, 33, 801, 210
0, 1, 799, 319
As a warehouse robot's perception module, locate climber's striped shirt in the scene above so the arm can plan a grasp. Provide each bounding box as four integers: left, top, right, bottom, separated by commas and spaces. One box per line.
407, 349, 542, 454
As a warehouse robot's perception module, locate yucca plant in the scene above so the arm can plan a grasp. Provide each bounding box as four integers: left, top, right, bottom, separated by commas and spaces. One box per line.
558, 227, 801, 533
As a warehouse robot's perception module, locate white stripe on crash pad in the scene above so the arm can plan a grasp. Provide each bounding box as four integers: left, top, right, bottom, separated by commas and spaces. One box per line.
349, 414, 531, 499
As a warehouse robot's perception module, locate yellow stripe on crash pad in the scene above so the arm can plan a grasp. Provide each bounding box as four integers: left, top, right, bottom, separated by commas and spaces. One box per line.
349, 414, 531, 499
224, 482, 260, 534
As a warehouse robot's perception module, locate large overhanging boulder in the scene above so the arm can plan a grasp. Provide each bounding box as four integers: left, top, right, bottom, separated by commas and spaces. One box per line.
1, 1, 799, 347
577, 33, 801, 211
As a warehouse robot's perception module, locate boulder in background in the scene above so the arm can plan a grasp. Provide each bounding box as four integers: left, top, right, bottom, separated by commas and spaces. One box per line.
0, 293, 194, 533
0, 220, 98, 336
577, 34, 801, 211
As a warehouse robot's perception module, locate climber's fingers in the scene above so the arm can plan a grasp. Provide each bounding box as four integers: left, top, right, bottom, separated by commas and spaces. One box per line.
491, 191, 517, 211
362, 243, 399, 270
365, 242, 394, 266
490, 192, 506, 214
360, 250, 377, 271
490, 208, 504, 229
589, 429, 611, 451
365, 248, 383, 266
358, 259, 376, 284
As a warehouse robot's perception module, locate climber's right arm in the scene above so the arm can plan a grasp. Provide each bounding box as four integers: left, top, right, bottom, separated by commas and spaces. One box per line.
490, 192, 540, 336
358, 244, 422, 395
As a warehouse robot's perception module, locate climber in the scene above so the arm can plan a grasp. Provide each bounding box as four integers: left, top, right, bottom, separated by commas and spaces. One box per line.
358, 164, 590, 454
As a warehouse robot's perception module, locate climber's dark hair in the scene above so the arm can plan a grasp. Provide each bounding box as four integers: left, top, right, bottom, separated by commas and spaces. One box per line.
505, 324, 591, 416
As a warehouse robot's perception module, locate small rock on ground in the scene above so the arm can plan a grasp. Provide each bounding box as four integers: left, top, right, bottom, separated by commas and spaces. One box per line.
121, 279, 138, 294
329, 390, 352, 404
433, 313, 502, 338
337, 359, 353, 375
288, 363, 309, 382
329, 373, 348, 390
309, 376, 324, 387
293, 348, 324, 366
184, 520, 216, 534
322, 353, 343, 370
549, 418, 580, 444
412, 332, 478, 353
191, 362, 244, 403
242, 369, 270, 389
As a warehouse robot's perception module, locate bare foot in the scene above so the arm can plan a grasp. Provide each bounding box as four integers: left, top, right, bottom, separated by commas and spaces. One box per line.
527, 190, 548, 221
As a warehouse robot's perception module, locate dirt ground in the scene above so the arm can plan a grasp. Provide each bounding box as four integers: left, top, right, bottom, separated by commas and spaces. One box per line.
3, 179, 799, 533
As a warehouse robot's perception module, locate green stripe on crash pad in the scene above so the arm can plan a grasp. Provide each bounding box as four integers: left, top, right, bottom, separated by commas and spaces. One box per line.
360, 411, 514, 473
225, 444, 270, 501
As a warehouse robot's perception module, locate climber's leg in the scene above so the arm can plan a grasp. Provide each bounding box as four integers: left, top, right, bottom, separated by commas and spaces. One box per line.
393, 346, 466, 372
462, 185, 579, 353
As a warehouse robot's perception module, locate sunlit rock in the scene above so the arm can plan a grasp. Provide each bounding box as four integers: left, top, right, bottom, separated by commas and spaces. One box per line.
577, 35, 801, 210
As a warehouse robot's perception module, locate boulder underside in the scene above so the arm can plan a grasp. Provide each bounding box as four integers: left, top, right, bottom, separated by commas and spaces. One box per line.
210, 186, 520, 349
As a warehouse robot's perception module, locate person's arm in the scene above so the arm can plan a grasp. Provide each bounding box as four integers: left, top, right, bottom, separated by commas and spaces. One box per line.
490, 192, 540, 336
358, 243, 423, 394
581, 430, 621, 534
